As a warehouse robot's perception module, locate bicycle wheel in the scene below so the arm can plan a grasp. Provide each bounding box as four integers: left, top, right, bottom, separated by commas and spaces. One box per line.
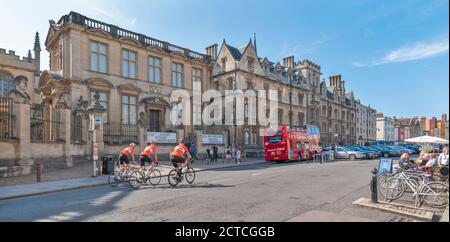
185, 167, 196, 184
381, 177, 406, 201
168, 169, 180, 187
420, 182, 449, 208
128, 171, 143, 190
108, 172, 120, 187
148, 169, 162, 186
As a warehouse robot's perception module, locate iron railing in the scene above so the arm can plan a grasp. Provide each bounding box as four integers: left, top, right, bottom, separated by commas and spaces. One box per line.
103, 123, 138, 145
71, 114, 85, 144
0, 97, 16, 140
30, 104, 62, 142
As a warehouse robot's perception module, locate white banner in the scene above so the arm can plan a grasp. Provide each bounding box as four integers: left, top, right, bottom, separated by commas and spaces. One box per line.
202, 134, 224, 144
147, 132, 177, 144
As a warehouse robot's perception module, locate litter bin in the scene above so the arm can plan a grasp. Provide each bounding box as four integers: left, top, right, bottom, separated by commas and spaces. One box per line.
102, 155, 115, 175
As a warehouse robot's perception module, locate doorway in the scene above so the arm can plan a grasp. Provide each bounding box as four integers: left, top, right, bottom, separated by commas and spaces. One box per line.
149, 110, 160, 132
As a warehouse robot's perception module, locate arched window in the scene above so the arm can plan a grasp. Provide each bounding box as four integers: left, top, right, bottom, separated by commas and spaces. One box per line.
0, 71, 15, 97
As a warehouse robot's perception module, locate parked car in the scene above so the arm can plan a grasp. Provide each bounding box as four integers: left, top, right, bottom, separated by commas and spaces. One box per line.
371, 146, 398, 158
398, 144, 420, 154
335, 147, 367, 160
357, 146, 381, 158
346, 146, 378, 159
392, 145, 414, 155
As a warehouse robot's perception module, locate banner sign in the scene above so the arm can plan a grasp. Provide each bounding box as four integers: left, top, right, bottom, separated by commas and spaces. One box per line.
147, 132, 177, 144
202, 134, 224, 145
378, 158, 393, 174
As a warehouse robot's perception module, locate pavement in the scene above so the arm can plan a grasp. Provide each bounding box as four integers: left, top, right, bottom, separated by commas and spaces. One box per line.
441, 206, 449, 222
0, 158, 268, 200
352, 198, 435, 221
0, 158, 409, 222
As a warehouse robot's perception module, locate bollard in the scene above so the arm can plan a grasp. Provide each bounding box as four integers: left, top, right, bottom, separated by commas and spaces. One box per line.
36, 162, 42, 183
370, 168, 378, 203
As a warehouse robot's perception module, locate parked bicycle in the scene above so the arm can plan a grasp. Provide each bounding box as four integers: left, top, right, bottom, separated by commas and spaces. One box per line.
379, 168, 449, 208
129, 162, 162, 189
168, 159, 196, 187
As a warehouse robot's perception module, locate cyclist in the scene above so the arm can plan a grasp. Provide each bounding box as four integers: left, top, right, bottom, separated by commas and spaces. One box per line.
119, 143, 136, 174
170, 139, 192, 176
140, 141, 158, 171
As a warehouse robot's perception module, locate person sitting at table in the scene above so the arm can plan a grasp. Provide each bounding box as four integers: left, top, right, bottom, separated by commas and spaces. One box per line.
398, 153, 417, 170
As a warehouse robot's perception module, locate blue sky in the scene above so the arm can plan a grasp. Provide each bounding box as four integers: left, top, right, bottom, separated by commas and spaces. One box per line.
0, 0, 448, 118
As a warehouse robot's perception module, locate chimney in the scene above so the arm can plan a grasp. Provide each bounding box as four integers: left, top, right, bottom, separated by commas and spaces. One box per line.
33, 32, 41, 75
283, 56, 294, 68
205, 44, 218, 60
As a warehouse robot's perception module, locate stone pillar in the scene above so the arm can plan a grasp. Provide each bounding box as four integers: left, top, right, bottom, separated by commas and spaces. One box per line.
60, 109, 73, 167
16, 103, 33, 167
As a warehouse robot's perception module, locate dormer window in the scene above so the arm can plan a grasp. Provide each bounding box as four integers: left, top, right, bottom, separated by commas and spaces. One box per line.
247, 57, 254, 72
221, 57, 227, 72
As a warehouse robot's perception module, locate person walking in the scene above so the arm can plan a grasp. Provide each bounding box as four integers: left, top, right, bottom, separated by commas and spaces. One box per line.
236, 147, 242, 165
206, 148, 212, 165
212, 145, 219, 163
190, 143, 197, 164
226, 146, 232, 163
232, 146, 238, 164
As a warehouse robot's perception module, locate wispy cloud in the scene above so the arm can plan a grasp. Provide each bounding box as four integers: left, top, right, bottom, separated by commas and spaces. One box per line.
281, 34, 336, 57
86, 1, 137, 27
353, 36, 449, 67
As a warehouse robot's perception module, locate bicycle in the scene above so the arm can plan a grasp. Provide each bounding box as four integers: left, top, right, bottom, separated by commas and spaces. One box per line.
108, 160, 135, 188
129, 162, 162, 189
168, 158, 196, 187
383, 170, 448, 208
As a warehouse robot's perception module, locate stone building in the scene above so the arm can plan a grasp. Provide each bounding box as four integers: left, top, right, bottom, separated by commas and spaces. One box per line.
0, 33, 43, 177
376, 112, 397, 144
210, 39, 312, 155
318, 75, 357, 146
40, 11, 215, 159
355, 100, 377, 145
0, 11, 376, 177
395, 117, 421, 143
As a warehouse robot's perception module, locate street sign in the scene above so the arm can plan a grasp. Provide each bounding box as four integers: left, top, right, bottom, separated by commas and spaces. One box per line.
93, 143, 99, 161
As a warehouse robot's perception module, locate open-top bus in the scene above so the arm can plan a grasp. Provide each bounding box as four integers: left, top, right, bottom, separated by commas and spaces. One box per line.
264, 125, 321, 162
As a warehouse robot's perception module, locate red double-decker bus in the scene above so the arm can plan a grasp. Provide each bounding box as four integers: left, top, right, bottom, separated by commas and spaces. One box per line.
264, 125, 321, 162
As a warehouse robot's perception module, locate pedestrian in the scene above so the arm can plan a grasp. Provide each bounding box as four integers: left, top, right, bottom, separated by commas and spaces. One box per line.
232, 146, 238, 164
236, 147, 242, 165
212, 145, 219, 163
437, 147, 449, 166
226, 146, 232, 162
206, 148, 212, 165
190, 143, 197, 163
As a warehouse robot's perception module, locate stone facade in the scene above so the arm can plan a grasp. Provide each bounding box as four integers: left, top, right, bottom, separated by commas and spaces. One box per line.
0, 11, 377, 177
376, 112, 397, 144
395, 117, 421, 143
355, 100, 377, 145
318, 75, 358, 146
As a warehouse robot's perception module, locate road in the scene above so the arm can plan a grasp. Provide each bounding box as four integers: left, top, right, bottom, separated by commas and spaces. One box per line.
0, 159, 400, 222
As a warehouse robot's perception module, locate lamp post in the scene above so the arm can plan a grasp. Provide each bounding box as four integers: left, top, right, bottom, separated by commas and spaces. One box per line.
87, 91, 106, 177
233, 62, 238, 149
288, 67, 293, 128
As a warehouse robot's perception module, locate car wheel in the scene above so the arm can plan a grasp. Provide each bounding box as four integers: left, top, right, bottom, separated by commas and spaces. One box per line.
383, 153, 389, 158
349, 154, 356, 160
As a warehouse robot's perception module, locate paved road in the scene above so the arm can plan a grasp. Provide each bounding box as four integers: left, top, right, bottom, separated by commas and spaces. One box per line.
0, 159, 399, 222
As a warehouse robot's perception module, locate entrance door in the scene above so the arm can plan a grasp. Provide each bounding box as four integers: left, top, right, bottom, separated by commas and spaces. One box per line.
149, 110, 160, 132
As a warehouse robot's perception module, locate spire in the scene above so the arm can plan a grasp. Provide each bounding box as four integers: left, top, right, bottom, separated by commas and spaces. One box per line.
34, 32, 41, 51
254, 33, 257, 56
27, 50, 32, 59
33, 32, 41, 75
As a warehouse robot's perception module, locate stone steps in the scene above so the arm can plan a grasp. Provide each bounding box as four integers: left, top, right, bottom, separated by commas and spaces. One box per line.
0, 165, 31, 178
0, 160, 18, 167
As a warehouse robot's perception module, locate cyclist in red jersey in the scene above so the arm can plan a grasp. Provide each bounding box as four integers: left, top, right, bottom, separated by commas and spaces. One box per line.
119, 143, 136, 173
